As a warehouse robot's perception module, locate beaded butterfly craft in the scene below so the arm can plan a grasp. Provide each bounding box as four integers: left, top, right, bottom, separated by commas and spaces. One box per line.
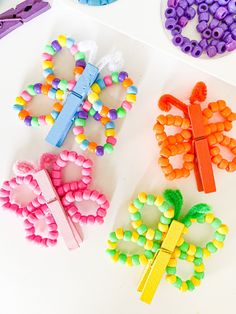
78, 0, 117, 5
154, 81, 236, 193
13, 34, 137, 156
106, 189, 228, 304
0, 150, 109, 249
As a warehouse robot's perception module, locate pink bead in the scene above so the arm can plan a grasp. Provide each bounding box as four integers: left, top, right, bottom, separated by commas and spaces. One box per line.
0, 196, 9, 205
81, 168, 92, 176
62, 198, 70, 206
2, 181, 10, 191
34, 209, 44, 218
90, 190, 100, 201
68, 151, 78, 162
122, 101, 132, 111
75, 155, 85, 166
48, 223, 57, 231
25, 227, 35, 236
74, 190, 83, 202
80, 216, 88, 224
11, 204, 19, 212
97, 194, 107, 205
24, 219, 33, 227
52, 163, 61, 171
32, 198, 40, 207
2, 202, 12, 209
83, 189, 91, 200
82, 100, 92, 112
104, 76, 113, 86
70, 44, 78, 55
52, 179, 61, 187
83, 159, 93, 168
68, 80, 76, 91
28, 213, 37, 222
78, 182, 87, 190
97, 208, 107, 217
106, 136, 117, 146
46, 215, 55, 224
26, 235, 35, 242
23, 175, 33, 184
82, 176, 92, 185
57, 187, 65, 196
102, 201, 110, 210
51, 170, 61, 179
41, 238, 48, 247
56, 158, 67, 167
15, 176, 24, 184
37, 195, 46, 204
87, 215, 95, 224
49, 231, 58, 239
47, 239, 57, 247
65, 191, 74, 202
42, 53, 53, 61
73, 126, 84, 135
9, 178, 18, 188
63, 183, 70, 193
21, 91, 32, 102
34, 236, 42, 244
27, 203, 35, 211
68, 205, 77, 216
38, 116, 47, 126
69, 182, 78, 191
60, 150, 69, 161
72, 212, 81, 223
95, 216, 104, 224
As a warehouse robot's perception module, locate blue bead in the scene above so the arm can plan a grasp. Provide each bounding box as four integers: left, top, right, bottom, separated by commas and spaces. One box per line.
51, 110, 59, 120
80, 140, 89, 150
127, 86, 138, 94
48, 88, 57, 99
43, 68, 53, 78
93, 100, 102, 111
96, 78, 106, 90
66, 37, 75, 49
105, 121, 115, 129
13, 104, 23, 111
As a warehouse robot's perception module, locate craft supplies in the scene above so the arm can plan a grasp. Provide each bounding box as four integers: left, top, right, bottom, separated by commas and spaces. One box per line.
78, 0, 117, 5
13, 35, 138, 155
163, 0, 236, 58
154, 82, 236, 193
106, 189, 228, 304
0, 150, 109, 249
0, 0, 51, 39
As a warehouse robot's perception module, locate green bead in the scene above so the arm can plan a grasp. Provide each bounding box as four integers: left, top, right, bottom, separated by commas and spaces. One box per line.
89, 107, 96, 116
106, 249, 116, 256
160, 215, 171, 225
194, 271, 204, 280
174, 277, 182, 288
132, 255, 140, 265
184, 220, 192, 228
193, 258, 203, 266
146, 194, 155, 205
137, 224, 148, 235
179, 252, 187, 260
131, 212, 141, 221
179, 242, 189, 252
133, 198, 144, 210
74, 51, 86, 61
206, 242, 217, 253
124, 231, 132, 242
215, 231, 226, 242
195, 247, 203, 258
104, 143, 114, 154
197, 216, 205, 224
111, 72, 119, 83
137, 235, 146, 247
144, 250, 154, 260
152, 242, 161, 252
117, 107, 126, 118
58, 80, 68, 91
109, 232, 118, 242
44, 44, 56, 55
154, 230, 162, 241
166, 266, 176, 275
211, 218, 222, 229
186, 280, 195, 291
27, 85, 37, 96
75, 118, 86, 127
118, 253, 127, 264
31, 117, 39, 127
159, 201, 170, 212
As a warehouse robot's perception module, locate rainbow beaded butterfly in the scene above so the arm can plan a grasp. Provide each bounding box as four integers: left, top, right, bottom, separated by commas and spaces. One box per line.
107, 189, 228, 303
13, 35, 137, 156
0, 150, 109, 249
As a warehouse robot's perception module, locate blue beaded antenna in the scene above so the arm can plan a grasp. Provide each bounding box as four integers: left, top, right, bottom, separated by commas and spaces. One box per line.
78, 0, 117, 5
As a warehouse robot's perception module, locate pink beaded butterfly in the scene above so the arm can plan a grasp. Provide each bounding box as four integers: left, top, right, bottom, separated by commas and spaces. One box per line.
0, 150, 109, 249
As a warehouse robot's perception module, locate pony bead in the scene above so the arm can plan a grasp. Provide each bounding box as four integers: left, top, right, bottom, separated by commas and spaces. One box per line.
0, 150, 110, 249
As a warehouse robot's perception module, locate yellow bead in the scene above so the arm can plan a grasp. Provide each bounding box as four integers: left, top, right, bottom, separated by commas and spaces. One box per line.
58, 34, 67, 46
217, 224, 229, 235
146, 228, 155, 240
126, 256, 133, 267
168, 258, 177, 267
43, 60, 53, 69
128, 204, 138, 214
205, 213, 215, 224
191, 276, 201, 286
166, 275, 177, 284
154, 195, 164, 206
187, 244, 196, 256
186, 255, 194, 262
203, 248, 211, 258
144, 240, 153, 250
131, 231, 139, 242
107, 240, 117, 250
75, 134, 86, 144
138, 192, 147, 203
182, 226, 189, 234
131, 220, 142, 229
194, 264, 205, 272
91, 83, 101, 94
115, 228, 124, 240
158, 222, 169, 233
139, 254, 148, 266
56, 90, 64, 101
180, 282, 188, 292
173, 248, 181, 258
164, 208, 175, 218
126, 94, 136, 103
88, 92, 99, 103
111, 252, 119, 262
45, 115, 54, 125
16, 96, 26, 106
105, 129, 116, 137
177, 237, 184, 246
213, 239, 224, 249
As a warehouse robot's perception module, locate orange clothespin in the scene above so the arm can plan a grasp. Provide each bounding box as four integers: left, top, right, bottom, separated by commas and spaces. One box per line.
155, 82, 236, 193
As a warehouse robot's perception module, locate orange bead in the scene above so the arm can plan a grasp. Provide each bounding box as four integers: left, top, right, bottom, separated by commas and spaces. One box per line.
100, 117, 110, 125
18, 110, 30, 120
229, 139, 236, 149
162, 164, 173, 174
224, 121, 232, 131
170, 145, 178, 155
154, 123, 164, 134
216, 122, 225, 132
157, 115, 167, 125
175, 134, 183, 143
221, 136, 230, 146
158, 157, 169, 167
203, 107, 213, 119
228, 162, 236, 172
183, 153, 194, 162
208, 134, 217, 146
46, 74, 55, 85
176, 143, 185, 154
183, 142, 191, 152
166, 114, 175, 125
88, 142, 97, 152
209, 123, 217, 133
212, 154, 222, 165
174, 116, 183, 127
221, 107, 231, 118
156, 133, 167, 142
175, 169, 184, 179
100, 106, 110, 117
181, 118, 190, 129
160, 147, 171, 158
53, 102, 63, 112
218, 159, 228, 169
217, 100, 226, 110
228, 113, 236, 121
182, 168, 190, 177
184, 162, 194, 170
209, 102, 219, 112
215, 132, 224, 143
168, 135, 177, 145
166, 171, 176, 180
74, 67, 84, 75
41, 84, 51, 95
181, 129, 192, 140
204, 125, 211, 136
210, 146, 220, 156
122, 78, 133, 88
232, 147, 236, 154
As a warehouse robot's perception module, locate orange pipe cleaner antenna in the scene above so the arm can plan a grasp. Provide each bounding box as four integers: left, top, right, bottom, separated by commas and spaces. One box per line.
158, 94, 188, 115
189, 82, 207, 104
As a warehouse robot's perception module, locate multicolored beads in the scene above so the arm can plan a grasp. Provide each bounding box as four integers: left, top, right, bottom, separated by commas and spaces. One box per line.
164, 0, 236, 58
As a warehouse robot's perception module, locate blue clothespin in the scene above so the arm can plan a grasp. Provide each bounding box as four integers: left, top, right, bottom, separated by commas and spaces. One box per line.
0, 0, 51, 39
78, 0, 117, 6
46, 63, 99, 147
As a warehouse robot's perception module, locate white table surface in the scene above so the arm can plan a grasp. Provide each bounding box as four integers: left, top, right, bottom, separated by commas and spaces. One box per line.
64, 0, 236, 87
0, 1, 236, 314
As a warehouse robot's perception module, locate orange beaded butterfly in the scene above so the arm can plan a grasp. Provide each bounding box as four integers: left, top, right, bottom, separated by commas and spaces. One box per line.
154, 82, 236, 194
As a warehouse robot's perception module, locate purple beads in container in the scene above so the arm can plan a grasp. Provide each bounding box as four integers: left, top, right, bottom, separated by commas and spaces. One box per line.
164, 0, 236, 58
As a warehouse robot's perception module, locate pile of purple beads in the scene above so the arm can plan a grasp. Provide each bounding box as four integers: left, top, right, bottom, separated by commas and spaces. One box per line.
164, 0, 236, 58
